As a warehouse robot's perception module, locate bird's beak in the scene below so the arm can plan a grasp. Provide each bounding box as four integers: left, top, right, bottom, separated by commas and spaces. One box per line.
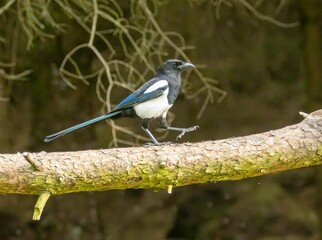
178, 62, 195, 70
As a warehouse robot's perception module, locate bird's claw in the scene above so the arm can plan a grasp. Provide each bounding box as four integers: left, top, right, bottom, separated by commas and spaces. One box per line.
145, 141, 172, 146
176, 125, 199, 140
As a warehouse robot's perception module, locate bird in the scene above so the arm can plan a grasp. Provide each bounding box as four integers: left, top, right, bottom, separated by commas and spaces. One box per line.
44, 59, 199, 145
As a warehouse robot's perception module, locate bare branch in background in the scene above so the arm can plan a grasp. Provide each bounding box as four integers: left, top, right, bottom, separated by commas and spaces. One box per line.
209, 0, 298, 27
0, 0, 298, 145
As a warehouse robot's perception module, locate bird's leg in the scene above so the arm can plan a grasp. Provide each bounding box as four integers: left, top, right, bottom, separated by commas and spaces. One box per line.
160, 118, 199, 140
141, 126, 160, 145
141, 120, 162, 145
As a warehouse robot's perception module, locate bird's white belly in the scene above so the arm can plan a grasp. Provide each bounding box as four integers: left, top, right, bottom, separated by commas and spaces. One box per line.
134, 93, 172, 119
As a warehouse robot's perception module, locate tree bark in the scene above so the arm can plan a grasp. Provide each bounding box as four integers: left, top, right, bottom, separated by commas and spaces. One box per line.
1, 110, 322, 196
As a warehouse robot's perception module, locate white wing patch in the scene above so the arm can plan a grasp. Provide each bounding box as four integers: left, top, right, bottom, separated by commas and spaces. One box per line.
144, 80, 168, 93
134, 82, 172, 119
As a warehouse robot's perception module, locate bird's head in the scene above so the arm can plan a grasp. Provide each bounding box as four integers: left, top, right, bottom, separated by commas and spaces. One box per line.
158, 59, 195, 76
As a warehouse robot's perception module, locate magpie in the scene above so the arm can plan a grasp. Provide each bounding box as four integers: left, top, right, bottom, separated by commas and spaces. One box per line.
44, 59, 198, 145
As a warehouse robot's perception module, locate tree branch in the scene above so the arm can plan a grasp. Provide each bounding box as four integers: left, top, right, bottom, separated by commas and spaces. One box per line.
1, 110, 322, 196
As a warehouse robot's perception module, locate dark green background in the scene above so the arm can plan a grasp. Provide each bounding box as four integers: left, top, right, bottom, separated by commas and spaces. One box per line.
0, 1, 321, 239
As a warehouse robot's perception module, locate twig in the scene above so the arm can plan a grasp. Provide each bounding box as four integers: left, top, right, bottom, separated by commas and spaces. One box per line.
89, 0, 98, 47
299, 111, 309, 118
167, 185, 173, 194
0, 0, 16, 15
238, 0, 299, 28
33, 192, 51, 220
21, 152, 41, 171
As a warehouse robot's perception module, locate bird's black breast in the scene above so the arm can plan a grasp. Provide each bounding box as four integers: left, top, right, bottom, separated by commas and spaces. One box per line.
166, 76, 181, 105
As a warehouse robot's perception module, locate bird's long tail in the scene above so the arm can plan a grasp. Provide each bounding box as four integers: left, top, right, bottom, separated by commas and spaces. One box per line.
44, 110, 122, 142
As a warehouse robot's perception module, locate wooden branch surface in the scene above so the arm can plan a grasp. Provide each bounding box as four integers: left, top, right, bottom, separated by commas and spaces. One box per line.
1, 110, 322, 195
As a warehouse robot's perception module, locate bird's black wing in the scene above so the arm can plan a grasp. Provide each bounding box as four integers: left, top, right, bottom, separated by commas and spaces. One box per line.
111, 84, 168, 113
44, 79, 168, 142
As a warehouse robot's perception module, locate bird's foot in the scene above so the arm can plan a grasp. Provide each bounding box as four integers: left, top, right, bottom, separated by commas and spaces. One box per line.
145, 141, 172, 146
176, 125, 199, 140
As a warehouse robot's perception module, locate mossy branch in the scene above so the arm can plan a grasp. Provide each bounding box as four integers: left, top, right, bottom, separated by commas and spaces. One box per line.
33, 192, 51, 220
1, 110, 322, 196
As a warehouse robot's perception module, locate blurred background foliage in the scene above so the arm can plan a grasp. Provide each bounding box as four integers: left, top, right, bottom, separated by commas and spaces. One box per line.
0, 0, 321, 239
